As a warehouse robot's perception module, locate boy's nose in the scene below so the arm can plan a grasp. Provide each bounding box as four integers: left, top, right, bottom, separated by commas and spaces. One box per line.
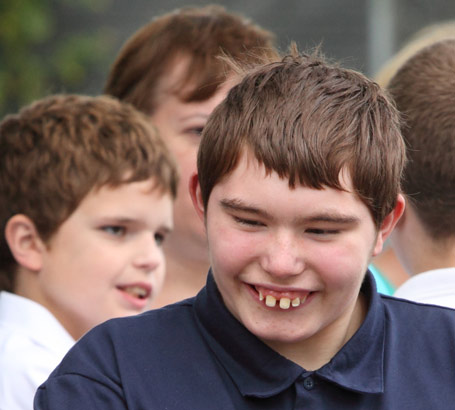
133, 234, 163, 272
260, 232, 305, 278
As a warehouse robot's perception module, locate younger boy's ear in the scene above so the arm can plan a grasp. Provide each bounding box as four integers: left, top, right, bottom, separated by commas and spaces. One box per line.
372, 194, 406, 256
5, 214, 45, 272
189, 172, 205, 222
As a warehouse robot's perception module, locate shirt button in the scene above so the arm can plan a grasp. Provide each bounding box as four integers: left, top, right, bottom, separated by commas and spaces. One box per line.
303, 376, 314, 390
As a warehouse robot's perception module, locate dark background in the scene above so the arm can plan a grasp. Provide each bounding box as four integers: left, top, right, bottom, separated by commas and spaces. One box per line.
1, 0, 454, 116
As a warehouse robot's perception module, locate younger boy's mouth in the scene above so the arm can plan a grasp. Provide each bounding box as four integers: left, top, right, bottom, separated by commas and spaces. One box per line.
252, 285, 311, 310
116, 283, 152, 301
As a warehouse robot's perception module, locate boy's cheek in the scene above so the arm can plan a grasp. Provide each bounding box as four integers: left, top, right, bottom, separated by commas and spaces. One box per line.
208, 232, 256, 275
306, 242, 370, 287
209, 240, 244, 275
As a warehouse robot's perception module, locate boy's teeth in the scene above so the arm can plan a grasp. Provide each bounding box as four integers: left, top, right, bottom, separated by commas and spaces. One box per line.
124, 286, 147, 299
279, 298, 291, 309
265, 295, 276, 307
258, 290, 309, 309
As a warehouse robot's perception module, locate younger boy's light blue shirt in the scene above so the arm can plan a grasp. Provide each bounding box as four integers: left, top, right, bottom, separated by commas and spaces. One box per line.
369, 264, 395, 295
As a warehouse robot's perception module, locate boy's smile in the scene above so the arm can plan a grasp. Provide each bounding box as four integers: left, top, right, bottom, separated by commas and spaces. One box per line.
193, 152, 392, 368
247, 283, 312, 310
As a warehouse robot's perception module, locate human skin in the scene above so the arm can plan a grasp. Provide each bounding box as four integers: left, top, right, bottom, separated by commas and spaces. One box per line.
190, 152, 404, 369
391, 203, 455, 276
14, 179, 173, 340
150, 59, 235, 307
371, 246, 409, 287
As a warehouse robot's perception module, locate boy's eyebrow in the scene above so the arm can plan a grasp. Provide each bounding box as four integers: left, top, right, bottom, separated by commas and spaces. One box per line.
303, 214, 360, 225
98, 216, 173, 231
220, 198, 360, 225
220, 198, 268, 217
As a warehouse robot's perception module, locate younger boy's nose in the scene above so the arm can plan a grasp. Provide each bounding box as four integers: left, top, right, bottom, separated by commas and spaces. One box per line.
133, 233, 163, 272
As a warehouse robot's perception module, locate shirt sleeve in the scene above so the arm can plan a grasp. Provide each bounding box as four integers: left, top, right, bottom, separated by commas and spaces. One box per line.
33, 322, 126, 410
34, 374, 127, 410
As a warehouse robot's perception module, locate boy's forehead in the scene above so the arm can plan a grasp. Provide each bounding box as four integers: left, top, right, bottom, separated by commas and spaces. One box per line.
208, 151, 377, 229
215, 150, 355, 193
93, 176, 166, 195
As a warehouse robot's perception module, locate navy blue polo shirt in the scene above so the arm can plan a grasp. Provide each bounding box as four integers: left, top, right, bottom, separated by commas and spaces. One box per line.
35, 271, 455, 409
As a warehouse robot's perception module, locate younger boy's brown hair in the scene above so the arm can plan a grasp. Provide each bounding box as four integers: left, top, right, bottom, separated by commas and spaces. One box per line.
0, 94, 178, 291
104, 5, 277, 115
387, 39, 455, 240
198, 48, 406, 229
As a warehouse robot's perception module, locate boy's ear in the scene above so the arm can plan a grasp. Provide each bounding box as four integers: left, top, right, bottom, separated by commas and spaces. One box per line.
189, 172, 205, 222
372, 194, 406, 256
5, 214, 45, 272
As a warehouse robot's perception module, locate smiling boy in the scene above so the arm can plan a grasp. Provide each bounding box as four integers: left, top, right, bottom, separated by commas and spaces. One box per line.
35, 51, 455, 409
0, 94, 177, 410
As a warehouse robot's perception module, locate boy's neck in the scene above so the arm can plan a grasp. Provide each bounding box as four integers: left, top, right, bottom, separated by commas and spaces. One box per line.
395, 205, 455, 276
12, 266, 39, 304
264, 293, 367, 371
411, 237, 455, 276
405, 213, 455, 276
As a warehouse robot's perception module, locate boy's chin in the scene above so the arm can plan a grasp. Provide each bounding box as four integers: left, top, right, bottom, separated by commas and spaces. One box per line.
243, 318, 314, 346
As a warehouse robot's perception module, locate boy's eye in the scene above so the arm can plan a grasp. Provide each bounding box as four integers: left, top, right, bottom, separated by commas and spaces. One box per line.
233, 216, 264, 227
306, 228, 339, 235
185, 127, 204, 137
102, 226, 126, 236
154, 232, 166, 246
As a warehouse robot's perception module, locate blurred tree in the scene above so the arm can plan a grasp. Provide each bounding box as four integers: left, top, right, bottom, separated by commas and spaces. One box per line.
0, 0, 114, 117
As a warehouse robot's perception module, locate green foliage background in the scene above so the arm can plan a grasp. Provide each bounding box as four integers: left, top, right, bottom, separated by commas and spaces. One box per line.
0, 0, 115, 117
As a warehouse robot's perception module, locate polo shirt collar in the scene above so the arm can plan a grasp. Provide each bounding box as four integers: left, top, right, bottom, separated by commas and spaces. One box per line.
194, 270, 384, 398
316, 273, 385, 393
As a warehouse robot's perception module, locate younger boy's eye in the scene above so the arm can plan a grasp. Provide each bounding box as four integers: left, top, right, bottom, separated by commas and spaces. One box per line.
154, 232, 166, 246
102, 226, 126, 236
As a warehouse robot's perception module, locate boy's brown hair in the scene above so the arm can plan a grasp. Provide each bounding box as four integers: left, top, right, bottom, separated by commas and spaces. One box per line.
387, 39, 455, 239
104, 5, 277, 115
198, 48, 406, 229
0, 94, 178, 291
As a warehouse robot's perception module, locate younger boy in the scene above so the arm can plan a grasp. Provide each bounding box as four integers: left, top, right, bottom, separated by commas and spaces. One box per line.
389, 39, 455, 306
35, 51, 455, 409
0, 94, 178, 409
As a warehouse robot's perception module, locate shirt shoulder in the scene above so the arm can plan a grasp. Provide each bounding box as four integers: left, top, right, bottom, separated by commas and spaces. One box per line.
48, 299, 198, 377
393, 268, 455, 308
382, 293, 455, 314
381, 294, 455, 348
36, 298, 226, 409
382, 292, 455, 312
0, 329, 65, 410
